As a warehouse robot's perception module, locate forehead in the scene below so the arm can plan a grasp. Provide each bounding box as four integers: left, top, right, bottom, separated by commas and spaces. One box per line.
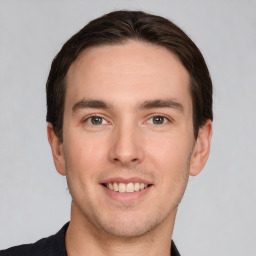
66, 41, 191, 110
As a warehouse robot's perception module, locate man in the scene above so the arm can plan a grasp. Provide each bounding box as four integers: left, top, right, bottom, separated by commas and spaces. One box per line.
1, 10, 212, 256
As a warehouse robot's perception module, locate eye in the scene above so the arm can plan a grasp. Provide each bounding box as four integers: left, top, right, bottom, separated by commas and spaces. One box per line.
147, 116, 169, 125
86, 116, 108, 125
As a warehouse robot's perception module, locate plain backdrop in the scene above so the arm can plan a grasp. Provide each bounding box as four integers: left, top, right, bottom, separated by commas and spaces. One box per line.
0, 1, 255, 255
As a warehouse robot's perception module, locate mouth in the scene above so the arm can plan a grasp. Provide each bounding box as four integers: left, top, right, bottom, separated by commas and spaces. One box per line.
102, 182, 152, 193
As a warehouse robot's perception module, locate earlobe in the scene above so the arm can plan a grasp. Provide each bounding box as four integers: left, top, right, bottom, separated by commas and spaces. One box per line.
47, 123, 66, 176
189, 120, 212, 176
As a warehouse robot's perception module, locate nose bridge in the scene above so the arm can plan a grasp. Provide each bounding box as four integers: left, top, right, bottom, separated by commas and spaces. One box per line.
109, 116, 143, 165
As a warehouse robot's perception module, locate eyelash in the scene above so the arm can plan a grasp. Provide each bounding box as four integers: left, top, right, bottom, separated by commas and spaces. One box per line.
83, 115, 109, 125
146, 115, 171, 125
83, 114, 171, 126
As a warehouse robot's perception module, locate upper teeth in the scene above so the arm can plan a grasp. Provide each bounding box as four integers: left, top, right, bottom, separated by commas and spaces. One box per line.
106, 182, 148, 193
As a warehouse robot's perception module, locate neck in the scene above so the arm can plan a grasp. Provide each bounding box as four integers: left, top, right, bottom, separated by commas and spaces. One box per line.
65, 201, 177, 256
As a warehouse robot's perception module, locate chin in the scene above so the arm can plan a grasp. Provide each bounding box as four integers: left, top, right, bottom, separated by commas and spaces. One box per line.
94, 208, 175, 239
100, 219, 159, 238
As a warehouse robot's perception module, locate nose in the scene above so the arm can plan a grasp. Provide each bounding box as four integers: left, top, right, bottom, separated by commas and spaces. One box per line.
109, 123, 144, 166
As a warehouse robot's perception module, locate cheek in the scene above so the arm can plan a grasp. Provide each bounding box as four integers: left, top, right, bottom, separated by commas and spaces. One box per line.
62, 129, 109, 181
145, 135, 191, 209
146, 133, 192, 194
63, 134, 103, 202
146, 132, 192, 169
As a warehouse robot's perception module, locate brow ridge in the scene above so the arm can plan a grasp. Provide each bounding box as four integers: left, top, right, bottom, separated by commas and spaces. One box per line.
72, 99, 112, 112
72, 98, 184, 113
138, 99, 184, 112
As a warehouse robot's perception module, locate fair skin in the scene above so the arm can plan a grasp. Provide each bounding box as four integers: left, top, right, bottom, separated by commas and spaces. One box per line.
48, 41, 212, 256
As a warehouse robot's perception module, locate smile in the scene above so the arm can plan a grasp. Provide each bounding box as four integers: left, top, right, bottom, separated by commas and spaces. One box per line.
103, 182, 150, 193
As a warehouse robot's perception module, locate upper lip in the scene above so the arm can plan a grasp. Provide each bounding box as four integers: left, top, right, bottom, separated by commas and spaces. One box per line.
100, 177, 153, 185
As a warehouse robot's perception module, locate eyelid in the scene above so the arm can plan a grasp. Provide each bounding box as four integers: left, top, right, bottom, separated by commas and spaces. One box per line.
146, 114, 173, 124
83, 114, 110, 125
81, 113, 173, 125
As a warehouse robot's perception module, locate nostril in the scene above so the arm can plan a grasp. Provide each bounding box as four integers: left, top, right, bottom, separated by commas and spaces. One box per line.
111, 154, 141, 165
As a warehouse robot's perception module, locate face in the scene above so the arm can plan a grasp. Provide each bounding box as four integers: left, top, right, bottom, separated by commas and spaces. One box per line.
48, 41, 211, 238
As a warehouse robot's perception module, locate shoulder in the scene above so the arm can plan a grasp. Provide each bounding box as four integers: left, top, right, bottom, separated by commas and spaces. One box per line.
0, 223, 69, 256
171, 240, 181, 256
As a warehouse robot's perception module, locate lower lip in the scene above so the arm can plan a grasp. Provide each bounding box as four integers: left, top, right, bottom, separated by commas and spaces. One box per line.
101, 185, 152, 202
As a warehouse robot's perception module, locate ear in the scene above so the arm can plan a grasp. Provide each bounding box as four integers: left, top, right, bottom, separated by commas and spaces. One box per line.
189, 120, 212, 176
47, 123, 66, 176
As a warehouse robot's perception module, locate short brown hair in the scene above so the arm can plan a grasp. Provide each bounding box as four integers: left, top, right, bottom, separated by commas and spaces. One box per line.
46, 10, 213, 141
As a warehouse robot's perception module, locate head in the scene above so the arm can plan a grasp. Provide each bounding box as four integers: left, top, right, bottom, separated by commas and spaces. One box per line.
46, 10, 213, 142
46, 11, 213, 239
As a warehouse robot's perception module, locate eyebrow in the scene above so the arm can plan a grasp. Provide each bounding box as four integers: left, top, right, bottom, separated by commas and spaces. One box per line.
138, 99, 184, 112
72, 99, 113, 112
72, 98, 184, 113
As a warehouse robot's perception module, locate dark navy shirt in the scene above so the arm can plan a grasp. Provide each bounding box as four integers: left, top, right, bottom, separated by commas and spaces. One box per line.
0, 223, 180, 256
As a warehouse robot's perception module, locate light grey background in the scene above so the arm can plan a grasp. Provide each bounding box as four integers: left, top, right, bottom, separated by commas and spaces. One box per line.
0, 0, 255, 255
